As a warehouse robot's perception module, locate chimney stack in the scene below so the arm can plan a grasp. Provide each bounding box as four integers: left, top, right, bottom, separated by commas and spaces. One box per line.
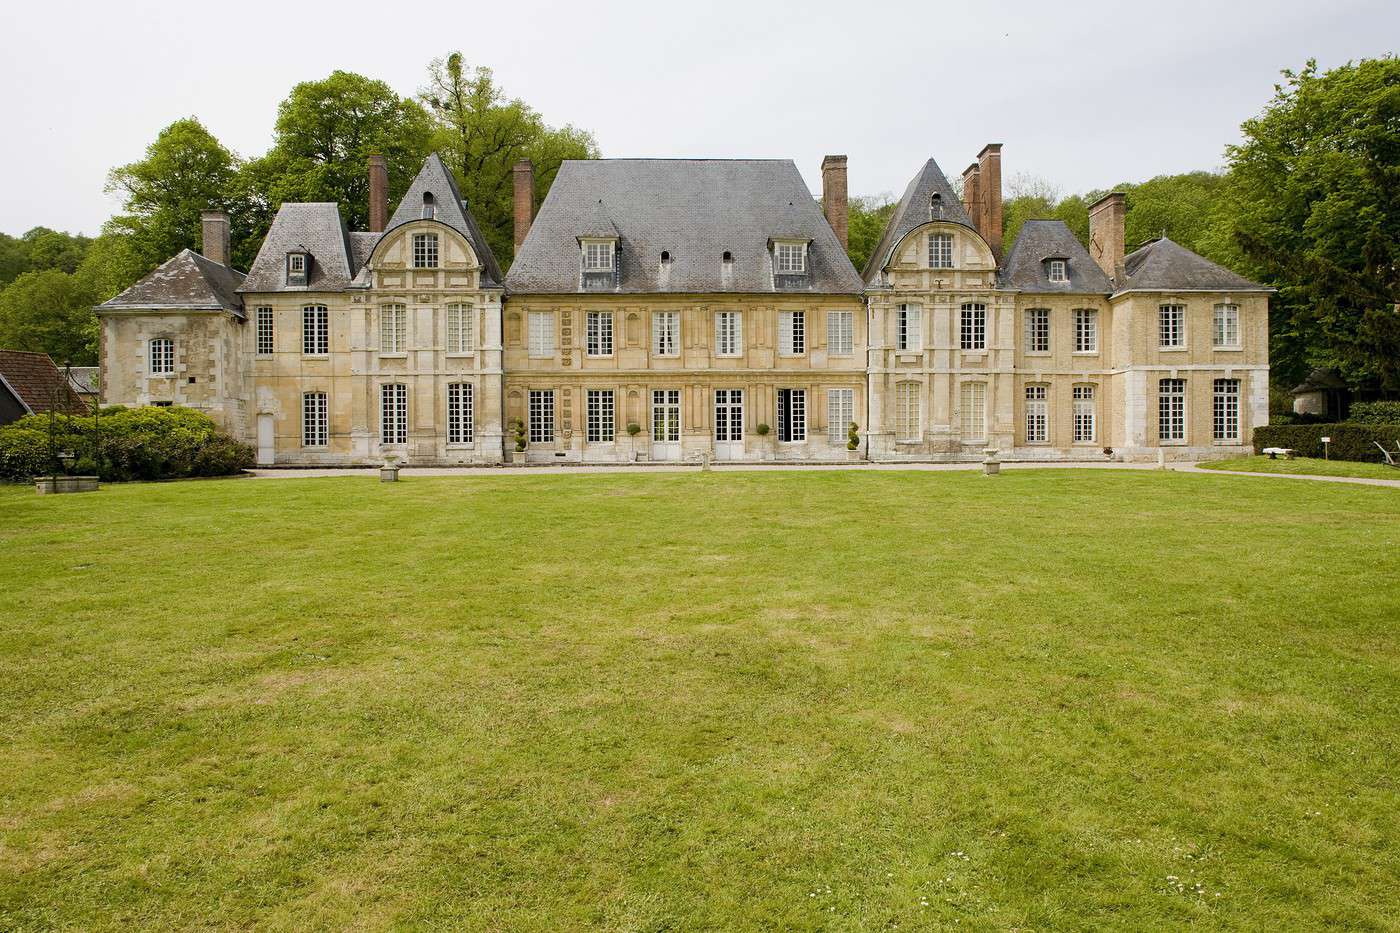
200, 211, 231, 267
1088, 191, 1127, 283
513, 160, 535, 249
820, 155, 849, 250
977, 143, 1003, 257
961, 163, 981, 235
368, 154, 389, 233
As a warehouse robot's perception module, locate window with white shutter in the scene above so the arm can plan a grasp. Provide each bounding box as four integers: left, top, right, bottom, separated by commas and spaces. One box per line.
960, 382, 986, 441
715, 311, 742, 356
528, 312, 555, 357
778, 311, 805, 355
827, 388, 854, 445
446, 304, 474, 353
897, 304, 922, 351
827, 311, 853, 355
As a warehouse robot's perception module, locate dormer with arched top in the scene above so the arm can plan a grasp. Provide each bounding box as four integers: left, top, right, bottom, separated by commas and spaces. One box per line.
366, 218, 483, 292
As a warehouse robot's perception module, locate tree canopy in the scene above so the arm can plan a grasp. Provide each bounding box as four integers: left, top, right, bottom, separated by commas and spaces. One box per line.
846, 194, 897, 274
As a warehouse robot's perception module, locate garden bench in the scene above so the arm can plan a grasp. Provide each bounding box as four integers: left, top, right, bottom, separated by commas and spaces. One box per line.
1262, 447, 1294, 460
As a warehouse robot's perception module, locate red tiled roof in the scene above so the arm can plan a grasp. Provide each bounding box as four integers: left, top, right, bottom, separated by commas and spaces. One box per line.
0, 350, 90, 416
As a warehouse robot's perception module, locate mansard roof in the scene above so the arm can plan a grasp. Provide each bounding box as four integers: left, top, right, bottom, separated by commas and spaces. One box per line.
1001, 220, 1113, 293
862, 158, 977, 282
1119, 237, 1267, 292
384, 153, 503, 287
240, 203, 357, 293
505, 159, 863, 294
99, 248, 245, 314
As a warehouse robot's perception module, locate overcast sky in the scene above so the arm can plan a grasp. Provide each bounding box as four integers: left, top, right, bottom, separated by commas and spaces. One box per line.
3, 0, 1395, 237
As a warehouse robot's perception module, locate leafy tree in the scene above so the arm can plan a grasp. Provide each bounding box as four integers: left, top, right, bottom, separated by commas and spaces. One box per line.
0, 269, 98, 364
250, 71, 434, 231
1209, 57, 1400, 392
846, 194, 897, 272
421, 54, 598, 265
1118, 172, 1227, 256
0, 228, 92, 287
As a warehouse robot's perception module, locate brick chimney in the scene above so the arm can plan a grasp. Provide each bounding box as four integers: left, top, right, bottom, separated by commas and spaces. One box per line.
977, 143, 1003, 257
368, 154, 389, 233
820, 154, 849, 250
200, 211, 231, 267
1088, 191, 1127, 282
961, 163, 981, 234
513, 159, 535, 249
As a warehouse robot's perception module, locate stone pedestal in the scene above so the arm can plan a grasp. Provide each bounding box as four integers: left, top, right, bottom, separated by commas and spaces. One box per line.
35, 476, 100, 495
982, 448, 1001, 476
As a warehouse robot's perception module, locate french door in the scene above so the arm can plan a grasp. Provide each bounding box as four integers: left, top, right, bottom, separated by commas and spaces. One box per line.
651, 389, 681, 460
713, 388, 744, 460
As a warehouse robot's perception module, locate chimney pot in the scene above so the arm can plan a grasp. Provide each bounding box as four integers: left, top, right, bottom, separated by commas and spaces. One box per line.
513, 160, 535, 250
368, 154, 389, 233
1088, 191, 1127, 284
200, 211, 231, 267
977, 143, 1003, 258
820, 154, 849, 251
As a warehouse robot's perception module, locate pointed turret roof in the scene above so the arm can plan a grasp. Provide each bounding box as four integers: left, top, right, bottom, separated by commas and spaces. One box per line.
99, 249, 245, 315
386, 153, 504, 287
1119, 237, 1267, 292
862, 158, 977, 282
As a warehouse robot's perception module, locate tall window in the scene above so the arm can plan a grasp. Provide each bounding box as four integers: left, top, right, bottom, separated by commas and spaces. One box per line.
380, 384, 407, 445
528, 311, 555, 357
1073, 385, 1096, 443
585, 389, 615, 442
715, 311, 742, 356
1213, 303, 1240, 348
827, 388, 854, 446
774, 242, 805, 273
1159, 304, 1186, 348
653, 311, 679, 356
1213, 378, 1240, 442
448, 383, 474, 444
1025, 308, 1050, 354
895, 381, 920, 441
302, 305, 328, 355
777, 388, 806, 442
1048, 259, 1068, 282
779, 311, 806, 355
928, 233, 953, 269
586, 311, 614, 356
149, 337, 174, 375
528, 389, 554, 443
380, 304, 406, 353
897, 304, 922, 351
302, 391, 328, 447
446, 304, 474, 353
1159, 378, 1186, 442
651, 389, 681, 442
960, 382, 986, 441
827, 310, 854, 355
583, 241, 613, 271
256, 307, 274, 356
1073, 309, 1098, 353
960, 303, 987, 351
714, 389, 743, 442
412, 233, 438, 268
1025, 385, 1048, 443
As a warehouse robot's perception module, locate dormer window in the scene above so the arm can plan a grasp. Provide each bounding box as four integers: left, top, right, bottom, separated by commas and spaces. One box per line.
422, 192, 436, 220
929, 233, 953, 269
774, 242, 806, 274
583, 240, 614, 271
286, 251, 309, 286
660, 250, 671, 263
930, 193, 943, 220
722, 250, 733, 263
1048, 259, 1068, 283
413, 233, 439, 268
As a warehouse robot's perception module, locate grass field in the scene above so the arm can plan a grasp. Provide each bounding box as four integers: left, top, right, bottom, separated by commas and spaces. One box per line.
1197, 455, 1400, 481
2, 470, 1399, 930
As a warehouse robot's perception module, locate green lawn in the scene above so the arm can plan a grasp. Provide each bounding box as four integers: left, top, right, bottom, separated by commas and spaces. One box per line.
2, 470, 1399, 931
1198, 455, 1400, 481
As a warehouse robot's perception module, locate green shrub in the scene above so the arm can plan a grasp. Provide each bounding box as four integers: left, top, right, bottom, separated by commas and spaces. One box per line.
847, 421, 860, 451
0, 405, 253, 482
1348, 401, 1400, 424
1252, 422, 1400, 462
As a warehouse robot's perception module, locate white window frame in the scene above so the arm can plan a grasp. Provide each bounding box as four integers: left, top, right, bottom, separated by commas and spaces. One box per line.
447, 382, 474, 445
895, 381, 921, 441
149, 337, 174, 376
302, 391, 328, 447
928, 232, 954, 269
586, 389, 615, 443
960, 303, 987, 351
528, 389, 554, 443
302, 305, 328, 356
1213, 303, 1241, 349
1159, 304, 1186, 350
380, 304, 407, 354
586, 311, 614, 357
827, 310, 854, 355
651, 389, 681, 443
1159, 378, 1186, 443
527, 311, 555, 358
959, 381, 987, 442
896, 304, 922, 352
288, 253, 306, 274
412, 233, 439, 269
1073, 308, 1098, 354
652, 311, 680, 357
827, 388, 854, 446
446, 304, 475, 354
1073, 385, 1097, 443
715, 311, 743, 357
1025, 384, 1049, 444
774, 241, 806, 274
714, 388, 744, 442
582, 240, 614, 272
776, 388, 806, 443
1213, 378, 1241, 443
255, 307, 274, 356
778, 311, 806, 356
1048, 259, 1068, 283
1025, 308, 1050, 354
380, 383, 408, 446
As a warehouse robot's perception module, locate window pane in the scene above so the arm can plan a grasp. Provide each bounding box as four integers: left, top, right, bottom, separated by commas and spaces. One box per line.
413, 233, 438, 268
1025, 384, 1048, 443
960, 303, 986, 351
380, 384, 407, 445
448, 383, 474, 444
827, 311, 853, 354
1159, 304, 1185, 348
929, 233, 953, 269
1073, 385, 1096, 442
1074, 309, 1098, 353
827, 388, 854, 445
302, 392, 327, 447
714, 388, 744, 442
256, 307, 274, 355
528, 390, 554, 443
896, 382, 920, 441
777, 388, 806, 442
302, 306, 328, 355
1025, 309, 1049, 354
586, 389, 615, 442
528, 312, 555, 356
715, 311, 742, 355
1213, 378, 1240, 441
960, 382, 986, 440
653, 311, 679, 355
1158, 378, 1185, 441
897, 305, 922, 351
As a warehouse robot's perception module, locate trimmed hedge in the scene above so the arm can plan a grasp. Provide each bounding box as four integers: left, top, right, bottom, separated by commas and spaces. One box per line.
0, 406, 254, 482
1348, 401, 1400, 425
1252, 422, 1400, 462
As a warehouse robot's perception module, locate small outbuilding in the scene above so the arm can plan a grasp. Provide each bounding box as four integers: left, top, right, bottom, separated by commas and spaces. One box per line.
0, 350, 91, 426
1290, 367, 1349, 420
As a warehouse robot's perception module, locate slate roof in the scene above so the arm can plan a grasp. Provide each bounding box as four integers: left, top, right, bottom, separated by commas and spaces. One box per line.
98, 249, 245, 314
240, 203, 356, 293
862, 158, 977, 282
0, 350, 90, 415
1000, 220, 1113, 293
1120, 237, 1267, 292
67, 366, 99, 395
385, 153, 504, 287
505, 159, 863, 295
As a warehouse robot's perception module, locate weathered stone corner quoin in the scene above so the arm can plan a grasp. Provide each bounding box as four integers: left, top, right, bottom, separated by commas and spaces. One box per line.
95, 145, 1271, 467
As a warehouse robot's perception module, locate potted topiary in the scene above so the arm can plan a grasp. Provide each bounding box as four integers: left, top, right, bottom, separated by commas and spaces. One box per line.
511, 420, 527, 465
753, 422, 774, 462
847, 421, 861, 458
625, 421, 643, 462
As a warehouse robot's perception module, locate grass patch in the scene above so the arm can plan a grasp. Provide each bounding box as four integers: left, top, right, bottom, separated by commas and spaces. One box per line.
1198, 455, 1400, 481
2, 470, 1399, 930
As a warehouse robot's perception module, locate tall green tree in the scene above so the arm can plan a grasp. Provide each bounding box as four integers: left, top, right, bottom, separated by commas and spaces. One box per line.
0, 269, 98, 364
0, 228, 93, 287
420, 54, 599, 265
250, 71, 434, 231
846, 194, 897, 272
1209, 57, 1400, 392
